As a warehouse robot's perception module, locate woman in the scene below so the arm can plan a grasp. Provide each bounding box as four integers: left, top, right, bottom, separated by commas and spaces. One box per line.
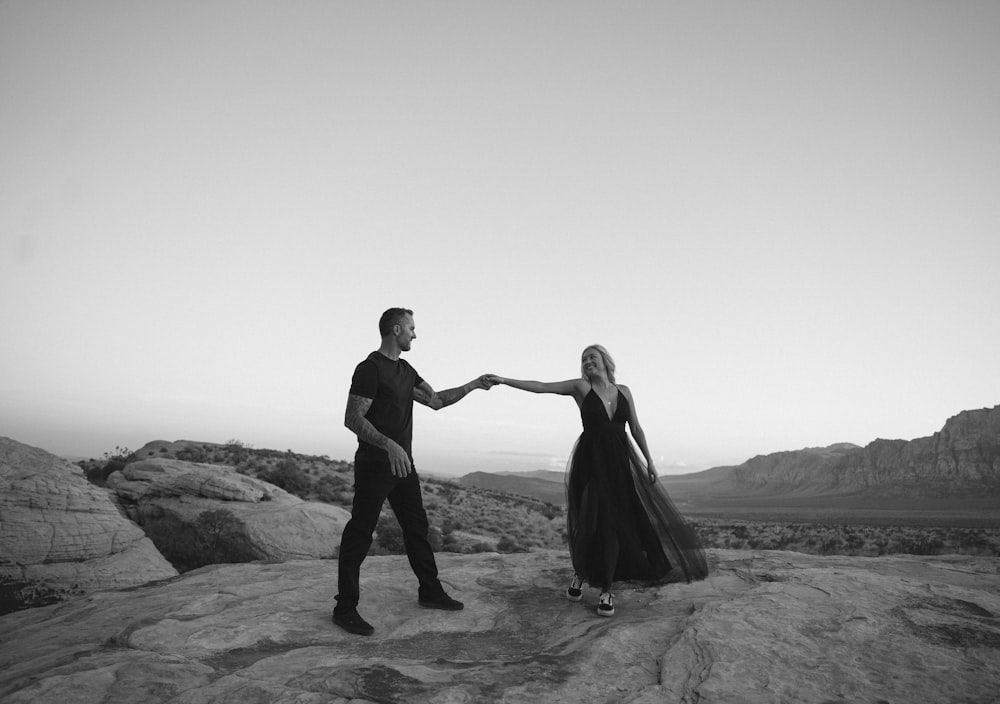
489, 345, 707, 616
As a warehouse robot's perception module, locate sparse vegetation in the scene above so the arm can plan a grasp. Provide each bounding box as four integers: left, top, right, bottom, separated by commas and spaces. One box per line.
78, 445, 133, 486
258, 457, 311, 496
688, 518, 1000, 557
151, 508, 260, 572
79, 439, 1000, 562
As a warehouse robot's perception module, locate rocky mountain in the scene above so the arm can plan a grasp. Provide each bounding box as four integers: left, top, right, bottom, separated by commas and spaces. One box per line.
463, 406, 1000, 516
1, 549, 997, 703
457, 470, 566, 506
685, 405, 1000, 500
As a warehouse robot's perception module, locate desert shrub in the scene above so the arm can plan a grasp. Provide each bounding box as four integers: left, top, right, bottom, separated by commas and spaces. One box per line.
196, 509, 259, 564
496, 536, 529, 553
690, 517, 1000, 558
536, 503, 562, 520
956, 530, 994, 553
890, 536, 946, 555
0, 578, 74, 616
428, 525, 443, 552
176, 445, 208, 463
224, 439, 250, 465
259, 458, 312, 497
314, 474, 352, 505
844, 533, 866, 550
375, 514, 405, 554
238, 458, 266, 476
371, 515, 443, 554
82, 445, 133, 486
152, 508, 259, 572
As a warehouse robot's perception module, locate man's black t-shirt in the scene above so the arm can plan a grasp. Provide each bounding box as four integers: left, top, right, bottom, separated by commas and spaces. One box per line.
349, 351, 424, 458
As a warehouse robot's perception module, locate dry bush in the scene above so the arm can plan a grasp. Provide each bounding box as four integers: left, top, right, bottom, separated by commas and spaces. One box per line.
690, 518, 1000, 557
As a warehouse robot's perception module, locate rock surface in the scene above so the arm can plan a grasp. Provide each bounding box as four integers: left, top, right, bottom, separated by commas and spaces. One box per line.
1, 549, 997, 703
0, 437, 178, 614
107, 457, 350, 565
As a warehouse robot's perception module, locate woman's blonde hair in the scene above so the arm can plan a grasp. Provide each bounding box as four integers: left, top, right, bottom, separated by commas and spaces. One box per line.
582, 344, 616, 383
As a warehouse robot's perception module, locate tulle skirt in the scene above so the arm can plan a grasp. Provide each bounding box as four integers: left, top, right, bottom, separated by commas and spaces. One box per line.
564, 429, 708, 589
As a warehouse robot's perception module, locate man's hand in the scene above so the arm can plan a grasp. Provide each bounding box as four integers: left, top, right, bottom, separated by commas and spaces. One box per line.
476, 374, 500, 390
387, 440, 412, 478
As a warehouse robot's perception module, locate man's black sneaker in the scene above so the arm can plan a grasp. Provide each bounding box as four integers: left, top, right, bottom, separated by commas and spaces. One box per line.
418, 593, 464, 611
332, 609, 374, 636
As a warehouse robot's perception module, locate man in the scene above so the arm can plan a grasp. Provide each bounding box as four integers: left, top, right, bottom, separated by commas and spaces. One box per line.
333, 307, 495, 636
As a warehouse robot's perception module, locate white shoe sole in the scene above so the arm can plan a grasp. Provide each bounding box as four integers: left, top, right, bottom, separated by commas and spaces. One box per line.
566, 578, 584, 602
598, 593, 614, 616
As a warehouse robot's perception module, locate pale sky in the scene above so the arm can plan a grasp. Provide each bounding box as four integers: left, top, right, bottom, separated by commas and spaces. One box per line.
2, 1, 998, 476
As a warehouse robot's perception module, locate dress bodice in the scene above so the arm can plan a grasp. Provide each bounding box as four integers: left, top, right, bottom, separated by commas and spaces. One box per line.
580, 388, 628, 432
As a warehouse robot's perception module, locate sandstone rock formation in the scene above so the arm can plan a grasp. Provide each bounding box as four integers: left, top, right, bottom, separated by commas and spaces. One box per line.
1, 549, 997, 703
0, 437, 178, 615
679, 405, 1000, 499
107, 457, 350, 569
834, 405, 1000, 495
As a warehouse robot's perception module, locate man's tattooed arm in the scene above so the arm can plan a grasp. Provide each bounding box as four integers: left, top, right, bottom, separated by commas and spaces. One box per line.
413, 376, 495, 411
344, 395, 389, 449
344, 394, 411, 476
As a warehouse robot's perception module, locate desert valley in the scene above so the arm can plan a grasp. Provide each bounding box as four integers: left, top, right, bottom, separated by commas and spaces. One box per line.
1, 404, 998, 702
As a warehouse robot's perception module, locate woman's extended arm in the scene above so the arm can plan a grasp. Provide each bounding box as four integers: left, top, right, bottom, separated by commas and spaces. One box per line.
488, 376, 588, 403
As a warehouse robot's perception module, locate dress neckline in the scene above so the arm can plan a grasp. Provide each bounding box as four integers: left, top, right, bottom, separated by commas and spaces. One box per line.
589, 386, 620, 421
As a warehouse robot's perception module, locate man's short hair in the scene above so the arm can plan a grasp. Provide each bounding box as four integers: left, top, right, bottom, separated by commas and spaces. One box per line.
378, 308, 414, 337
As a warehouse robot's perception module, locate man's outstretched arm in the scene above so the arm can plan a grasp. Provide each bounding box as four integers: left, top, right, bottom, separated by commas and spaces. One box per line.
413, 375, 496, 411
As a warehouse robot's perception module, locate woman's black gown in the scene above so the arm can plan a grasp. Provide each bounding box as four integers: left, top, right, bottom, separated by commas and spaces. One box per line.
565, 388, 708, 589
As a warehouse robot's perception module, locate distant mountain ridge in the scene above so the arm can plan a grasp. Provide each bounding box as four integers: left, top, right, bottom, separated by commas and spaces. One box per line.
459, 405, 1000, 515
457, 470, 565, 506
711, 405, 1000, 498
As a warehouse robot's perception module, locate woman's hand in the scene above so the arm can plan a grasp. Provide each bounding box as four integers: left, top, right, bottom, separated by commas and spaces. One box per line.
475, 375, 500, 390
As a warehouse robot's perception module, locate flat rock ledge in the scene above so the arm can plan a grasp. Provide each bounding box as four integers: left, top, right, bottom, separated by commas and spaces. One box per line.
1, 549, 998, 703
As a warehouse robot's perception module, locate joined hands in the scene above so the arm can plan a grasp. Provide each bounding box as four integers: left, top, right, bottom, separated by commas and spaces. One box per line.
475, 374, 502, 390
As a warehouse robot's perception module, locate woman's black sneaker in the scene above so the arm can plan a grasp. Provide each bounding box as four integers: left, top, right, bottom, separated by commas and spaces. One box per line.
566, 575, 584, 602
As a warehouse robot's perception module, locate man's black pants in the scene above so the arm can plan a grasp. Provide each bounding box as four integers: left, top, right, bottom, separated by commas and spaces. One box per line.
334, 454, 443, 612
